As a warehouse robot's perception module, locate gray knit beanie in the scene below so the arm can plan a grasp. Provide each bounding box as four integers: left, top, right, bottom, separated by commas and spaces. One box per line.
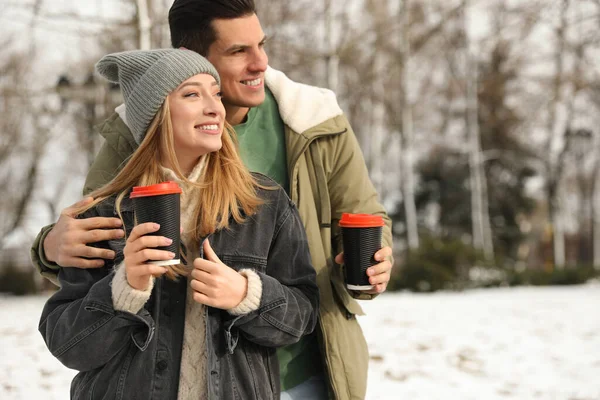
95, 48, 221, 145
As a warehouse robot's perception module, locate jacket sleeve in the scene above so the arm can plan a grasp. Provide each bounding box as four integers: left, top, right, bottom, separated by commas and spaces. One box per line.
29, 113, 136, 286
326, 115, 394, 300
224, 194, 319, 349
83, 113, 136, 195
30, 223, 60, 286
38, 208, 154, 372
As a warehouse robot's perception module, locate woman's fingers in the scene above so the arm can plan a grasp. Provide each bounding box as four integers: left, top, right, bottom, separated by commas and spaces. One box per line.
127, 223, 160, 244
128, 249, 175, 266
127, 234, 173, 254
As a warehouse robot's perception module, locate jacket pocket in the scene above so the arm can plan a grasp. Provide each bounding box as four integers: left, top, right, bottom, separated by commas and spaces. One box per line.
221, 255, 267, 274
330, 263, 365, 318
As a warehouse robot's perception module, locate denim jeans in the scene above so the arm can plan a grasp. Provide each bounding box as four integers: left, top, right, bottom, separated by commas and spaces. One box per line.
280, 375, 329, 400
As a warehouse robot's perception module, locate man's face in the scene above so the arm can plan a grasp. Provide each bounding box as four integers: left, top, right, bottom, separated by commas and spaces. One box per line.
207, 14, 268, 122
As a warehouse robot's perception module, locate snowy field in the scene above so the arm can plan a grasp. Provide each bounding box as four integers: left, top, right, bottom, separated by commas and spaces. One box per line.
1, 285, 599, 400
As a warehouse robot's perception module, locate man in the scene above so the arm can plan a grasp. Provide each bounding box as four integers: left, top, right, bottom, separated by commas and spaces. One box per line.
31, 1, 393, 399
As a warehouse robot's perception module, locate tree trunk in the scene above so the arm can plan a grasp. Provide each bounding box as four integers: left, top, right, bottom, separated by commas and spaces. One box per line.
545, 0, 570, 269
324, 0, 339, 92
594, 167, 600, 269
136, 0, 152, 50
401, 0, 419, 250
464, 0, 493, 260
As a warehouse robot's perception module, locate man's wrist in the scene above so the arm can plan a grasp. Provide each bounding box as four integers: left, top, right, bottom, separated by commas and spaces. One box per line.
43, 227, 58, 263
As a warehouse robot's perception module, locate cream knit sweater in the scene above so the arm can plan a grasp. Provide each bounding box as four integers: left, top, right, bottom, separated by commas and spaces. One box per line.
111, 157, 263, 398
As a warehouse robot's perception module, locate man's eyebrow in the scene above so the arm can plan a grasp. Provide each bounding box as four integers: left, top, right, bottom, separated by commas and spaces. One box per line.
224, 35, 268, 53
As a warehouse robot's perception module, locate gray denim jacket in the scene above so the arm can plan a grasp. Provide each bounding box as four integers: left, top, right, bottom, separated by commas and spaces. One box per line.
39, 176, 319, 399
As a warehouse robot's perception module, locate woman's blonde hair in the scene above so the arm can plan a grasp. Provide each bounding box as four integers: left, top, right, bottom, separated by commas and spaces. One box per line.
74, 99, 264, 278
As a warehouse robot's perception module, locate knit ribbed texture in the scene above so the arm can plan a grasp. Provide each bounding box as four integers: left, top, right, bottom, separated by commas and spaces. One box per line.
161, 159, 264, 398
228, 269, 263, 316
111, 261, 155, 314
163, 161, 208, 399
95, 49, 220, 145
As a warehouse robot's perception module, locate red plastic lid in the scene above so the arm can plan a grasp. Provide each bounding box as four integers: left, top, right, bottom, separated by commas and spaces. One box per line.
339, 213, 385, 228
130, 181, 182, 198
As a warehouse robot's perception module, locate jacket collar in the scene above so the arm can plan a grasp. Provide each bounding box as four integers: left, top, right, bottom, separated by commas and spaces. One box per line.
265, 67, 343, 134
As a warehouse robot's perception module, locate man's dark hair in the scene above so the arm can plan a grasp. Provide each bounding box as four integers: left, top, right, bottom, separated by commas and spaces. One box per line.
169, 0, 257, 56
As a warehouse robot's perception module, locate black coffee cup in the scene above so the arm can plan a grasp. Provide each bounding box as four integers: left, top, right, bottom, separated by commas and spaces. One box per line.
130, 181, 182, 266
340, 213, 384, 291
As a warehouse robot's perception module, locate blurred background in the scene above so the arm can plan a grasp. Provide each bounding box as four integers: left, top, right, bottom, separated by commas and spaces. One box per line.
1, 0, 600, 294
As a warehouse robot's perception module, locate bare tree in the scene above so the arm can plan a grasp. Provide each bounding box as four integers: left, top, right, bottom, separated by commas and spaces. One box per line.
136, 0, 152, 49
464, 0, 494, 260
323, 0, 339, 92
400, 0, 419, 250
544, 0, 571, 269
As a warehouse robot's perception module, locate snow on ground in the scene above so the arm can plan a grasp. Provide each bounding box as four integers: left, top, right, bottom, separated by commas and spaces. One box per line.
1, 285, 599, 400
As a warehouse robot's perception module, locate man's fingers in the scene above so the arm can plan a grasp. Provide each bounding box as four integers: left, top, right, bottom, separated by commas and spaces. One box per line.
367, 260, 392, 276
73, 244, 116, 260
334, 252, 344, 265
63, 257, 105, 269
364, 283, 387, 295
369, 271, 391, 286
374, 246, 393, 261
79, 216, 123, 230
80, 228, 124, 245
128, 223, 160, 243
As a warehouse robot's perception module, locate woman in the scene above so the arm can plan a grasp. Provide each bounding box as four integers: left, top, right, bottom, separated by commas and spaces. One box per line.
38, 48, 319, 400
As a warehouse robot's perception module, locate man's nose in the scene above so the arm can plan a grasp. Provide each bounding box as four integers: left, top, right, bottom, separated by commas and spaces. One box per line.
248, 48, 268, 72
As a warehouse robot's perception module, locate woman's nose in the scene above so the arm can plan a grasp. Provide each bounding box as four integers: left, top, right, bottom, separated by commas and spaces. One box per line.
204, 97, 222, 117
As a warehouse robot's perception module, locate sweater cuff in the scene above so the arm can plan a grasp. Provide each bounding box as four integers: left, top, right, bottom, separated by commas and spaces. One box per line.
111, 262, 154, 314
227, 269, 262, 316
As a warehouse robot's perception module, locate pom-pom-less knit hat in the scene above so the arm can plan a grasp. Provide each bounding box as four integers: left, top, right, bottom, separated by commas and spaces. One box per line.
95, 48, 221, 145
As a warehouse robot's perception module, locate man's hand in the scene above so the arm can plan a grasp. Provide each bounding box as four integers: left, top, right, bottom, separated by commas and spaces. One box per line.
335, 246, 393, 294
123, 222, 172, 291
190, 240, 248, 310
43, 197, 125, 268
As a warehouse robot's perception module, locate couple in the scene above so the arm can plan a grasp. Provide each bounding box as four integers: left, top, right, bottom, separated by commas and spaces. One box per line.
35, 1, 394, 399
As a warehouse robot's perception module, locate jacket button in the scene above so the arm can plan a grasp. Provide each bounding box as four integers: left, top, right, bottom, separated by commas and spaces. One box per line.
156, 360, 168, 372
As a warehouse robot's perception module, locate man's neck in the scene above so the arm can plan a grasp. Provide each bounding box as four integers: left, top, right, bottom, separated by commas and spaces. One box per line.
225, 104, 251, 126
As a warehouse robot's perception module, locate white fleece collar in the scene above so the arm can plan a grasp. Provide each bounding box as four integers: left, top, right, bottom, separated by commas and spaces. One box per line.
115, 103, 128, 127
265, 67, 343, 134
115, 66, 343, 135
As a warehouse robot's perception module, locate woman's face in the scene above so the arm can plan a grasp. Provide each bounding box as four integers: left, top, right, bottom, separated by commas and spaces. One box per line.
168, 73, 225, 166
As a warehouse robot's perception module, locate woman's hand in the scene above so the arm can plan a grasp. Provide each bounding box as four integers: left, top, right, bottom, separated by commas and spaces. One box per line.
190, 239, 248, 309
123, 223, 174, 290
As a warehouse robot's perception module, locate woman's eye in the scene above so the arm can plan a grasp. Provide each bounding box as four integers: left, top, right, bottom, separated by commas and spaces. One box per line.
184, 92, 198, 98
215, 91, 223, 98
